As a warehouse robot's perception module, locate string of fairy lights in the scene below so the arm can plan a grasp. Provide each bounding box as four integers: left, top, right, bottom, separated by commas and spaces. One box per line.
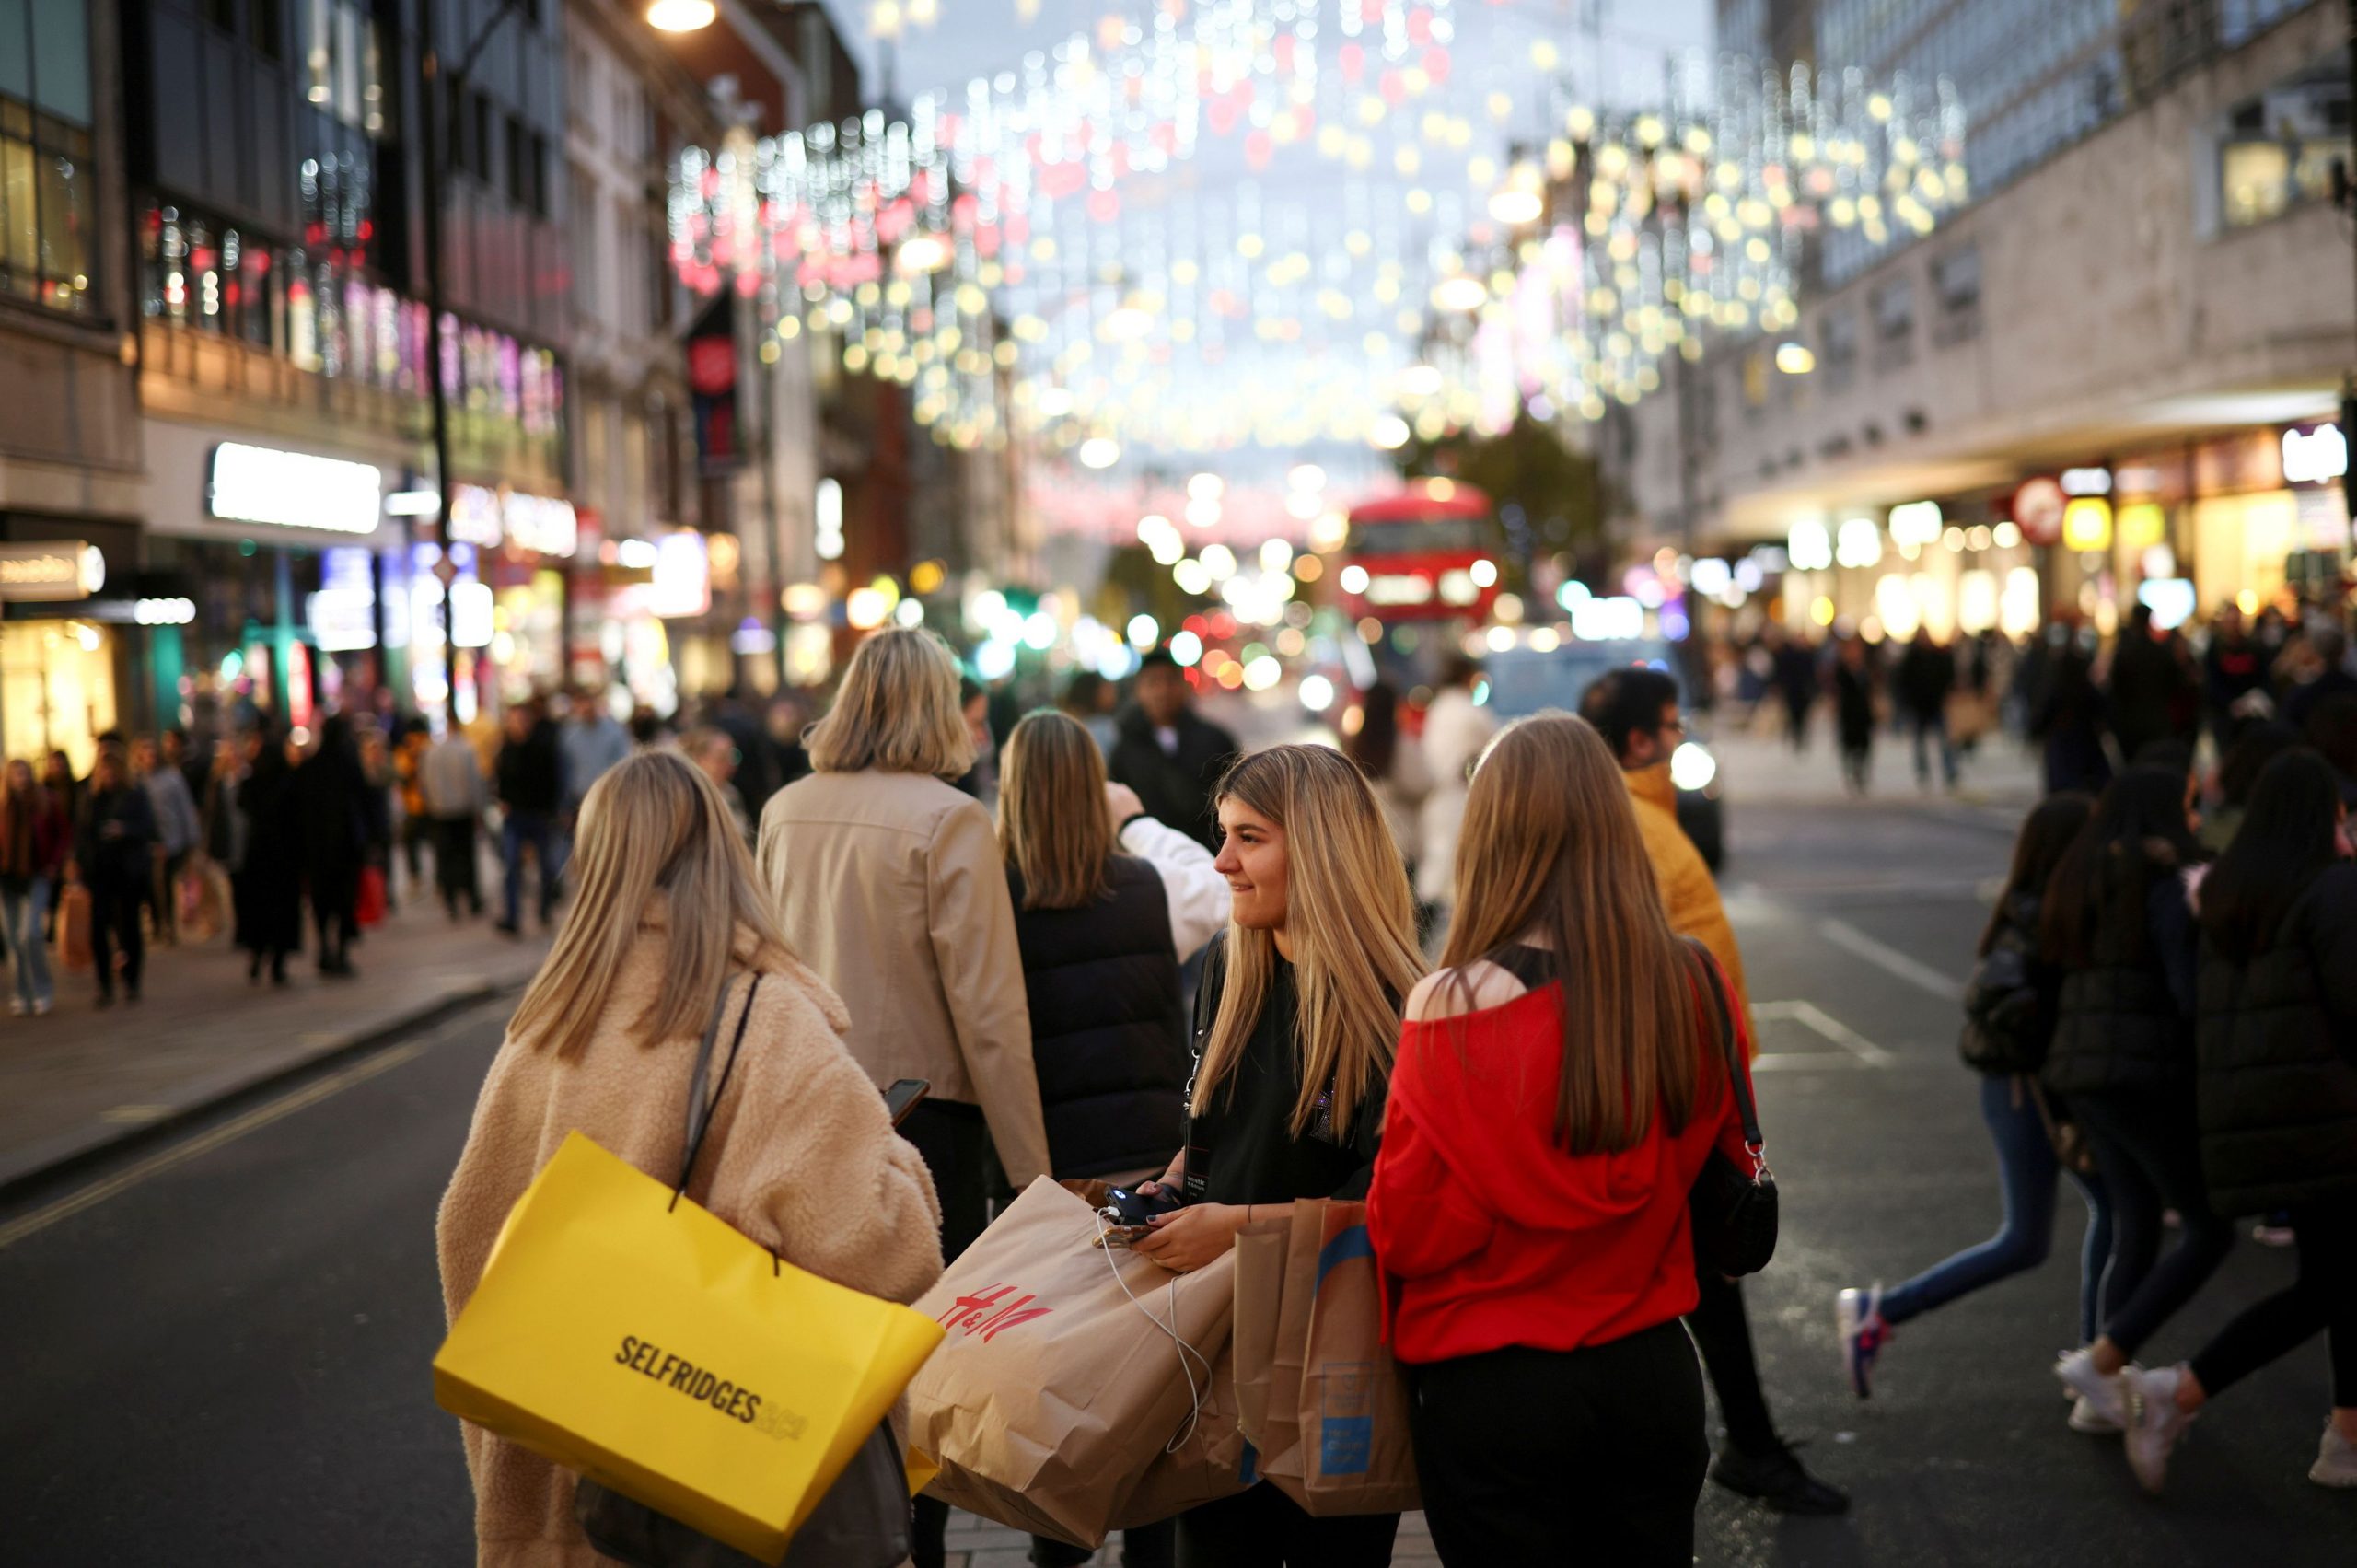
665, 0, 1968, 470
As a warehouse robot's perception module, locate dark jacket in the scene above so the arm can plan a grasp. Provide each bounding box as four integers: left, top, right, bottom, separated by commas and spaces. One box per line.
72, 783, 157, 885
0, 791, 70, 883
1005, 854, 1189, 1179
1896, 641, 1956, 720
295, 746, 370, 897
236, 757, 305, 955
1107, 705, 1239, 850
495, 720, 564, 816
2107, 633, 2189, 759
2042, 861, 2199, 1098
2195, 864, 2357, 1216
1832, 658, 1876, 749
1959, 891, 2062, 1074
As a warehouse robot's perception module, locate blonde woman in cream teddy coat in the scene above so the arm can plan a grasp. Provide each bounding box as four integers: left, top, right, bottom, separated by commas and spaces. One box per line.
438, 749, 943, 1568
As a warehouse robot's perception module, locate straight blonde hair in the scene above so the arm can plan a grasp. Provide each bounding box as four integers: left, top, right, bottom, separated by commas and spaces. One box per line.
1190, 744, 1424, 1138
508, 750, 794, 1060
998, 710, 1113, 911
805, 627, 977, 778
1439, 713, 1701, 1153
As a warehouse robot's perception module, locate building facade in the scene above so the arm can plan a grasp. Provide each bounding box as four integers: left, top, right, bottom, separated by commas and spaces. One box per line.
1614, 0, 2350, 643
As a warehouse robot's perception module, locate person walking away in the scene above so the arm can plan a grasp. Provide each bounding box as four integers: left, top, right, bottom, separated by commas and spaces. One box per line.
0, 759, 69, 1015
233, 729, 304, 984
2116, 749, 2357, 1492
557, 690, 632, 822
687, 726, 753, 845
2035, 634, 2114, 796
1579, 668, 1850, 1513
1832, 635, 1877, 796
2040, 766, 2233, 1429
1896, 630, 1960, 791
1416, 653, 1499, 927
132, 736, 200, 945
357, 724, 399, 916
764, 695, 812, 791
756, 628, 1050, 1568
2202, 604, 2269, 744
1122, 743, 1423, 1568
1369, 714, 1755, 1567
296, 715, 371, 978
2107, 604, 2192, 765
1836, 794, 2119, 1423
494, 703, 564, 935
39, 749, 78, 945
1774, 631, 1821, 751
164, 727, 212, 822
1342, 681, 1432, 889
994, 711, 1228, 1568
1109, 648, 1241, 850
71, 745, 156, 1006
2199, 722, 2300, 854
952, 677, 1001, 803
437, 750, 943, 1568
422, 722, 488, 919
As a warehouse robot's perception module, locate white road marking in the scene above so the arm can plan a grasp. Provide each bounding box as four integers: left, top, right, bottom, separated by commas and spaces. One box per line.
1753, 999, 1898, 1068
1818, 918, 1967, 1003
0, 1003, 497, 1251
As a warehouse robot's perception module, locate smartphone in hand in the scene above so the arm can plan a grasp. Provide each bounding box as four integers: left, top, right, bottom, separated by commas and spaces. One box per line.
883, 1078, 930, 1127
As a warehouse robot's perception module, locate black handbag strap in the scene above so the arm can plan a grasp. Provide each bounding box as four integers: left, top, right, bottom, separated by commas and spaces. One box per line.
673, 972, 763, 1203
1683, 938, 1763, 1162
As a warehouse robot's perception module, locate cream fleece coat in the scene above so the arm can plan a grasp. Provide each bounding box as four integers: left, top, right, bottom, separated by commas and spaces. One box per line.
436, 909, 945, 1568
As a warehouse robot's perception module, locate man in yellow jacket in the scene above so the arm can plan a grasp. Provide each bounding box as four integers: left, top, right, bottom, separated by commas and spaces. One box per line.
1583, 666, 1849, 1516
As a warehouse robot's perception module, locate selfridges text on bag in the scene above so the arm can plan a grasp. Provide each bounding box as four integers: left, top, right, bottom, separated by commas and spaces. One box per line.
905, 1177, 1247, 1548
434, 977, 944, 1565
1230, 1200, 1420, 1516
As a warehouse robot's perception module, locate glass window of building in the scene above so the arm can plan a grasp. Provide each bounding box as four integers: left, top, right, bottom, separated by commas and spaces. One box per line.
0, 0, 96, 312
2219, 62, 2349, 229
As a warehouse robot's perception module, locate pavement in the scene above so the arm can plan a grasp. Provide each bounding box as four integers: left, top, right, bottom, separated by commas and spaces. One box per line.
4, 761, 2351, 1564
0, 860, 552, 1195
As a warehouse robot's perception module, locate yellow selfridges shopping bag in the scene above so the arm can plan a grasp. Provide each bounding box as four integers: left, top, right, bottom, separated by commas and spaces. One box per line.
434, 1131, 943, 1564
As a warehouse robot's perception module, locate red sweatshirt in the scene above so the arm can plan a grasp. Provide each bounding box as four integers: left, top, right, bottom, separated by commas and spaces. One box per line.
1366, 972, 1753, 1364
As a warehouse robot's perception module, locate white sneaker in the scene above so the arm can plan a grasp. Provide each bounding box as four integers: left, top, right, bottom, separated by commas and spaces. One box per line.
2068, 1395, 2123, 1434
2313, 1423, 2357, 1488
6, 997, 22, 1016
2054, 1347, 2131, 1431
2124, 1365, 2196, 1494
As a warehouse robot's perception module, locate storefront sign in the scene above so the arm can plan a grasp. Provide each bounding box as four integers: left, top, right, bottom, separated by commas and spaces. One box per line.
308, 588, 378, 652
648, 532, 711, 619
2282, 424, 2349, 487
208, 443, 383, 534
2060, 467, 2113, 497
2010, 477, 2067, 546
445, 484, 581, 558
2061, 496, 2113, 552
0, 540, 105, 601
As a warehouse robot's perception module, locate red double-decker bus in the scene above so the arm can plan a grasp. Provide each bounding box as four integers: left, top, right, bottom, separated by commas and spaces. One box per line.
1335, 480, 1504, 624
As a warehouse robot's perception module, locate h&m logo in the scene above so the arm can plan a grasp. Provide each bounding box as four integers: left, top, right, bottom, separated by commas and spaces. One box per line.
937, 1284, 1053, 1342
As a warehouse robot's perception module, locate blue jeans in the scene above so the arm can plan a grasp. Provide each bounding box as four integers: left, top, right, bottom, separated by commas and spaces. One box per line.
1, 876, 52, 1008
502, 811, 561, 929
1910, 709, 1957, 787
1880, 1074, 2115, 1344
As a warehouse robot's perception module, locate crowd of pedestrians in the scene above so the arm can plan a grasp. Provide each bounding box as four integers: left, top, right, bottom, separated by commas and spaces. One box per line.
435, 624, 1867, 1568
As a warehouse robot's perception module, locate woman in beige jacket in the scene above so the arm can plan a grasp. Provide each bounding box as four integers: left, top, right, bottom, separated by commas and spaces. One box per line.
438, 749, 943, 1568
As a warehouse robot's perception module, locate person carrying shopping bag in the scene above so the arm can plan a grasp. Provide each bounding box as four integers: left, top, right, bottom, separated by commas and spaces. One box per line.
1126, 742, 1425, 1568
1367, 714, 1756, 1567
437, 749, 943, 1567
0, 758, 69, 1015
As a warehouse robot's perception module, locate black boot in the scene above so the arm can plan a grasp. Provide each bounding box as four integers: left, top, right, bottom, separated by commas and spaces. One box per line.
1709, 1440, 1850, 1515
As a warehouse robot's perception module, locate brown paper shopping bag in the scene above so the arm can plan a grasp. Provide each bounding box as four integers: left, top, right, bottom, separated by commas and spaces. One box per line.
905, 1178, 1238, 1549
1107, 1342, 1250, 1528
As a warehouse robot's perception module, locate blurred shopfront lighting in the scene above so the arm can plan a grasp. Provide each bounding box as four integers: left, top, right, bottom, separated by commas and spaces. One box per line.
646, 0, 717, 30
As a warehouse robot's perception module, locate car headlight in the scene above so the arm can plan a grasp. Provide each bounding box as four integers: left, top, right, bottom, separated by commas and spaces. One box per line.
1670, 741, 1717, 793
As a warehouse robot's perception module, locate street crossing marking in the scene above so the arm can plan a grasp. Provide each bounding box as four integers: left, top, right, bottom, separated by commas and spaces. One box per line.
1818, 918, 1967, 1003
0, 1002, 496, 1252
1752, 1000, 1897, 1069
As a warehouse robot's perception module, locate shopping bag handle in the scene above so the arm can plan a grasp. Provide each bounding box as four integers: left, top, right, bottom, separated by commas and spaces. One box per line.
672, 973, 763, 1211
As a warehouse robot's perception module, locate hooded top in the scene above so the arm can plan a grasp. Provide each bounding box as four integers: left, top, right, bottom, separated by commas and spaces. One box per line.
1365, 960, 1750, 1365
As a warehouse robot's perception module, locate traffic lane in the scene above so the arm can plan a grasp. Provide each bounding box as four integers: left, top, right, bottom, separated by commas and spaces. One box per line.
1712, 880, 2348, 1568
0, 1007, 496, 1563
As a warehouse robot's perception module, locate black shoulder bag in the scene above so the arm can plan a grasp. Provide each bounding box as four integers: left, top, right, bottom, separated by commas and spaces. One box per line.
575, 975, 913, 1568
1683, 941, 1779, 1278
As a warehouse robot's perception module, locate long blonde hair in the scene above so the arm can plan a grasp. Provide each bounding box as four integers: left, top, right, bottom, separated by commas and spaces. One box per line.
1190, 744, 1423, 1138
508, 750, 794, 1060
998, 710, 1114, 911
1440, 713, 1701, 1153
805, 627, 977, 778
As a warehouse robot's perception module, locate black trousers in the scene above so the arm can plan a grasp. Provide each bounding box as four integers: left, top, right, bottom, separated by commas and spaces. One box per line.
1409, 1322, 1705, 1568
2190, 1204, 2357, 1407
89, 876, 145, 996
2073, 1088, 2235, 1356
1175, 1481, 1397, 1568
1685, 1269, 1779, 1457
902, 1100, 1004, 1568
432, 816, 482, 913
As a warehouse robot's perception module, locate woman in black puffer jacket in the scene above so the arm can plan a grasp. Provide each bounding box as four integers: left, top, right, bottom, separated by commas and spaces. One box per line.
2111, 749, 2357, 1493
2038, 765, 2231, 1434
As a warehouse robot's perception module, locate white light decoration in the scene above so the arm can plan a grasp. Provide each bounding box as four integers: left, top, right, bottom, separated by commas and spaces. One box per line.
1127, 613, 1159, 650
1836, 518, 1886, 569
645, 0, 717, 32
815, 478, 844, 562
1168, 629, 1204, 666
1299, 673, 1336, 712
1077, 436, 1121, 470
1888, 500, 1944, 549
1788, 519, 1834, 572
208, 443, 382, 534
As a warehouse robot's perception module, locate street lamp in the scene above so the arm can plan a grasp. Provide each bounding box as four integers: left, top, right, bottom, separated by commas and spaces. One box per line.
418, 2, 710, 720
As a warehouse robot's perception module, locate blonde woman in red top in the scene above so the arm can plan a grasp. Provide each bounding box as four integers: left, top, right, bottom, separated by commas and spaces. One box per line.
1365, 713, 1753, 1566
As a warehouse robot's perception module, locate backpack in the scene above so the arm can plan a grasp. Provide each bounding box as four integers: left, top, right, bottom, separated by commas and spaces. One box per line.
1958, 894, 2050, 1074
